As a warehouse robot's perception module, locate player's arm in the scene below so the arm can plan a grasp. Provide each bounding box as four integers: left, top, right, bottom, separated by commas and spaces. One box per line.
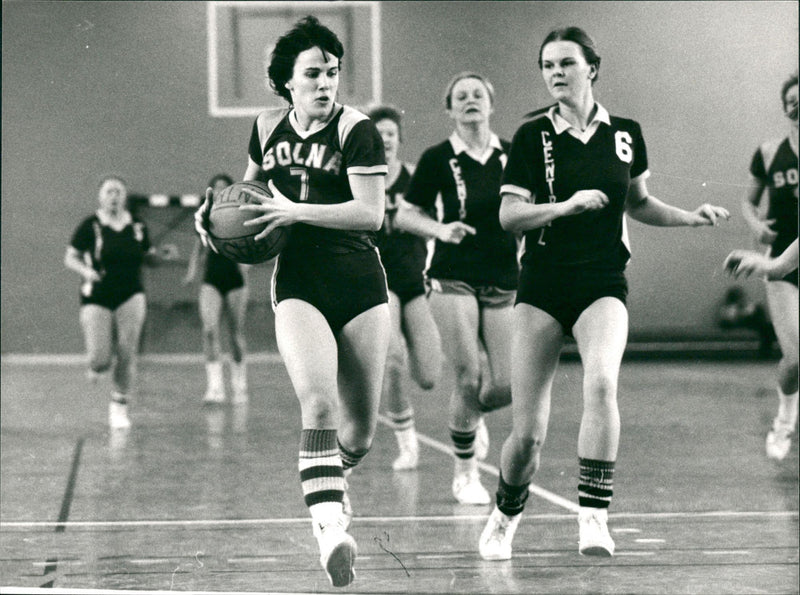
740, 176, 776, 244
241, 165, 385, 240
724, 239, 798, 280
182, 238, 204, 284
64, 246, 100, 282
394, 201, 476, 244
624, 174, 730, 226
499, 189, 609, 233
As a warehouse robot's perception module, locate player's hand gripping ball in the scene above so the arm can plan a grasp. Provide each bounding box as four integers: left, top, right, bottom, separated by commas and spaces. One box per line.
208, 181, 290, 264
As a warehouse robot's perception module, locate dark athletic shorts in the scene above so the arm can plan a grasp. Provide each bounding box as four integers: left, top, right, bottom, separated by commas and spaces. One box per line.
516, 264, 628, 336
273, 246, 389, 335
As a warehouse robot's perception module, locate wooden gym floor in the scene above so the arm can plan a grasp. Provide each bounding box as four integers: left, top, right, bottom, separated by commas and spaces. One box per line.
1, 355, 798, 594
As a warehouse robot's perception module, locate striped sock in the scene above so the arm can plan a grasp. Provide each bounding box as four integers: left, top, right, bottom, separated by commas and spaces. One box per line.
299, 429, 344, 509
578, 458, 614, 509
386, 407, 415, 431
496, 473, 529, 517
450, 426, 477, 459
338, 439, 369, 472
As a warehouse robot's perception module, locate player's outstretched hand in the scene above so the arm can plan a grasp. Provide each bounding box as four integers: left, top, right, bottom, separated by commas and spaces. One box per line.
723, 249, 769, 279
437, 221, 477, 244
194, 187, 218, 252
688, 203, 731, 226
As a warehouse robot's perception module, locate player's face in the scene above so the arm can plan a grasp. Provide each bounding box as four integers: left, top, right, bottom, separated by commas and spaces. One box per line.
286, 46, 340, 125
213, 179, 230, 194
97, 179, 127, 215
540, 41, 595, 104
448, 77, 493, 125
784, 84, 798, 124
376, 119, 400, 163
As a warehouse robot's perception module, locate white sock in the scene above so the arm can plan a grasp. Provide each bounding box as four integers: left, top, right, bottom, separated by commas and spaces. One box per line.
310, 501, 344, 527
777, 388, 799, 429
395, 426, 418, 451
231, 360, 248, 392
206, 361, 224, 391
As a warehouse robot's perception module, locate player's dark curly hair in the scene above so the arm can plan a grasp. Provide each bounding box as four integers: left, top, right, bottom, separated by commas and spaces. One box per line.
366, 104, 403, 141
538, 26, 601, 84
781, 73, 798, 110
267, 15, 344, 105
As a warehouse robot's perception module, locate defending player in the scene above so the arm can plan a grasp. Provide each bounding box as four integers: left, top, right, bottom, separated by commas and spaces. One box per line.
733, 73, 799, 460
184, 174, 251, 404
395, 72, 518, 505
195, 16, 388, 587
478, 27, 730, 561
367, 104, 442, 471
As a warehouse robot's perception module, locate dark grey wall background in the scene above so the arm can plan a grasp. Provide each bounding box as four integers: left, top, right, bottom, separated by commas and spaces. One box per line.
2, 1, 797, 354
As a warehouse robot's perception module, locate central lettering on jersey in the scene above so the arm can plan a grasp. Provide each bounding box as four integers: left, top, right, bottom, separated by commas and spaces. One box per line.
538, 131, 557, 246
261, 141, 342, 176
448, 158, 468, 220
541, 131, 557, 202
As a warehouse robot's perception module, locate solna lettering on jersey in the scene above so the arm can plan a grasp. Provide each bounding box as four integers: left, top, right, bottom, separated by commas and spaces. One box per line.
260, 140, 342, 176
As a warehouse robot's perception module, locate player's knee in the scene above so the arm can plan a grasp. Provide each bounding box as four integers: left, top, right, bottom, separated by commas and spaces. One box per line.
583, 372, 618, 406
454, 365, 481, 397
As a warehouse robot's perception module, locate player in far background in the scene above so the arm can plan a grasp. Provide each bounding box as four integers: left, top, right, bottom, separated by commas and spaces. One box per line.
64, 175, 177, 430
184, 174, 251, 405
195, 16, 389, 588
395, 72, 518, 506
367, 104, 442, 471
735, 73, 798, 461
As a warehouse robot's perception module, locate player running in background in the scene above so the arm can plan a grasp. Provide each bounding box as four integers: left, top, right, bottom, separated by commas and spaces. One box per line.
196, 16, 388, 588
396, 72, 518, 505
65, 175, 176, 429
367, 104, 442, 471
184, 174, 251, 405
733, 73, 798, 461
478, 26, 730, 561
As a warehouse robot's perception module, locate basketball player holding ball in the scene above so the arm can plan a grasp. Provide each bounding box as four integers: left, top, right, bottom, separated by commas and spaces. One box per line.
195, 16, 388, 588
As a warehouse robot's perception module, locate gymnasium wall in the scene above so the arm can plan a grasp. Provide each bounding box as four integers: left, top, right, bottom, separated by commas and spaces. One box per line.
2, 1, 797, 354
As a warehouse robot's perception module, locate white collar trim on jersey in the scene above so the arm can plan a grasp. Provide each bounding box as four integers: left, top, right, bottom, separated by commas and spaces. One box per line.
449, 131, 503, 165
96, 209, 132, 230
548, 103, 610, 144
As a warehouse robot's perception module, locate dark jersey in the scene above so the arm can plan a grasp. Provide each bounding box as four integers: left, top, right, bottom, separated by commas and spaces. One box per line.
375, 163, 427, 272
502, 104, 648, 270
248, 104, 387, 254
70, 212, 150, 301
404, 133, 518, 289
749, 136, 799, 257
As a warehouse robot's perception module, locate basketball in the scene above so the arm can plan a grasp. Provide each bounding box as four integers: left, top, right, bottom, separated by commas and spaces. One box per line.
208, 180, 289, 264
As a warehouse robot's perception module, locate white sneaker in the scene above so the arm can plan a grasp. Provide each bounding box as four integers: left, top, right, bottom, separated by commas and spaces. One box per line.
315, 519, 357, 587
203, 387, 226, 403
578, 507, 614, 556
453, 465, 491, 505
108, 400, 131, 430
766, 419, 793, 460
479, 506, 522, 560
475, 417, 489, 461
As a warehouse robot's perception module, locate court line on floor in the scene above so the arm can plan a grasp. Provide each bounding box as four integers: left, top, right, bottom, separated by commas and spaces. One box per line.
378, 414, 581, 513
39, 437, 85, 589
2, 510, 795, 529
